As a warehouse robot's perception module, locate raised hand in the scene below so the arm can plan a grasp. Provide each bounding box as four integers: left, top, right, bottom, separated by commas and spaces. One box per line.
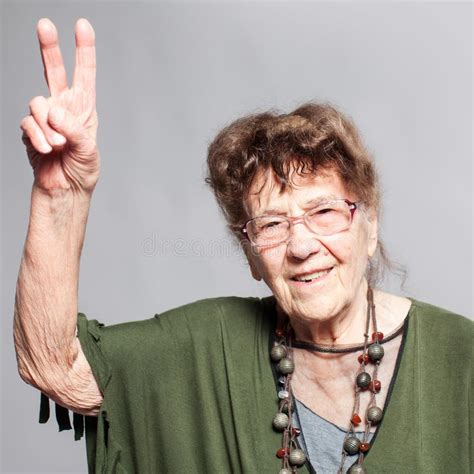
20, 18, 100, 194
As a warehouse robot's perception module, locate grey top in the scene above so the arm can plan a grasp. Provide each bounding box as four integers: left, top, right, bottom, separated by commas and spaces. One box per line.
294, 399, 374, 473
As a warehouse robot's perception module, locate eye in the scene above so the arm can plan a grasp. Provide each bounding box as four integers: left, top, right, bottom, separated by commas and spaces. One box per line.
316, 207, 335, 215
260, 220, 284, 230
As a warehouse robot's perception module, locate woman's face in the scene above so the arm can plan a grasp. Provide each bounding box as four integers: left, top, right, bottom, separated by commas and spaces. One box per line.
244, 168, 378, 325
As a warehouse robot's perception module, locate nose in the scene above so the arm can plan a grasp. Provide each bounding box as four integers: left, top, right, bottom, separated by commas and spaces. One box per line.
286, 219, 323, 260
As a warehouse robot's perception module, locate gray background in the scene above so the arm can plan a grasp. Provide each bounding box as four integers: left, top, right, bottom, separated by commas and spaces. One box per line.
1, 1, 472, 472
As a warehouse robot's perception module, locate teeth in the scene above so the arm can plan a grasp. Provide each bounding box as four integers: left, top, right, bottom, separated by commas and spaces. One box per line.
294, 269, 331, 282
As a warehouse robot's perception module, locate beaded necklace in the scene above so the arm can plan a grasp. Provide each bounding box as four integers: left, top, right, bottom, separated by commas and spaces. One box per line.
270, 288, 385, 474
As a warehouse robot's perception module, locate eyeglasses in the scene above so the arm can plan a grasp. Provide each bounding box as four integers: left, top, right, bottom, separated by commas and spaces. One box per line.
241, 199, 358, 247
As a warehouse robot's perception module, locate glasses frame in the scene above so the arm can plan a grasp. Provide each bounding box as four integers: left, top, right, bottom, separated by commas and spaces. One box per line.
241, 198, 358, 248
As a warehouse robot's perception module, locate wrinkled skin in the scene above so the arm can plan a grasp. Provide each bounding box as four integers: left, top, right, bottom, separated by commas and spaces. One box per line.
20, 18, 99, 194
244, 168, 378, 345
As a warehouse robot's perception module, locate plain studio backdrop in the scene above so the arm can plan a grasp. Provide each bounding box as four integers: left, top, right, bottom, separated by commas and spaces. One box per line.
1, 1, 472, 472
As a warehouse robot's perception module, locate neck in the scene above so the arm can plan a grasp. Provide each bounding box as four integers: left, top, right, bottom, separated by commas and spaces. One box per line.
278, 280, 371, 346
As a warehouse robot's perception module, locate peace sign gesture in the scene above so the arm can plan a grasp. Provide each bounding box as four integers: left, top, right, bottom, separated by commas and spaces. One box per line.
20, 18, 100, 194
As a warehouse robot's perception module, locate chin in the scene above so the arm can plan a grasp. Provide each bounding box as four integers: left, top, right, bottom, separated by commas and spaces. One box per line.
299, 304, 340, 324
287, 291, 350, 323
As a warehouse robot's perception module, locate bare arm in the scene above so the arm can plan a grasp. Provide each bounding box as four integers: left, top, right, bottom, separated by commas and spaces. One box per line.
14, 18, 103, 416
15, 186, 102, 416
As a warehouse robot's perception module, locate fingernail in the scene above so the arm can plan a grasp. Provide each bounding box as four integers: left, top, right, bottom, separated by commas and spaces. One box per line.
52, 133, 66, 145
42, 141, 53, 153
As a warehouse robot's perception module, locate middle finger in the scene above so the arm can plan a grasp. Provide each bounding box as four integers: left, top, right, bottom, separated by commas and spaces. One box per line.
37, 18, 68, 97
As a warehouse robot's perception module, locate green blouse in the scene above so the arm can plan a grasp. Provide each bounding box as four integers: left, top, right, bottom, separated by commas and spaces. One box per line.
39, 297, 472, 473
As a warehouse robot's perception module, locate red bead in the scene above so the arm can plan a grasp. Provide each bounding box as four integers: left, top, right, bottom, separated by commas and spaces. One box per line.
276, 447, 288, 458
360, 442, 370, 452
351, 413, 362, 425
369, 380, 381, 392
275, 328, 285, 338
372, 331, 384, 342
358, 353, 370, 364
292, 427, 301, 437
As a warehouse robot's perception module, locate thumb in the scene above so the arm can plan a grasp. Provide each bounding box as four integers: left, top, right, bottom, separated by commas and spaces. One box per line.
48, 106, 87, 147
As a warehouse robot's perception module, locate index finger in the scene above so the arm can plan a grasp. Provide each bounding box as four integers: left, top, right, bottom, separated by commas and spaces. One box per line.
37, 18, 68, 96
72, 19, 96, 93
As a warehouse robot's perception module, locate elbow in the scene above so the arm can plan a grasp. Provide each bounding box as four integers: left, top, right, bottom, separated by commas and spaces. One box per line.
16, 359, 63, 395
17, 366, 40, 391
14, 336, 78, 392
15, 348, 42, 388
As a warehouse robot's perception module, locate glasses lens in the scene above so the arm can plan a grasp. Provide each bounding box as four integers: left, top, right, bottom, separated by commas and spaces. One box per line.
306, 201, 351, 235
247, 217, 289, 246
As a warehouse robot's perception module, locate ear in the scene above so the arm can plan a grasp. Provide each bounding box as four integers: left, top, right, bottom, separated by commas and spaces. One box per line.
366, 210, 378, 258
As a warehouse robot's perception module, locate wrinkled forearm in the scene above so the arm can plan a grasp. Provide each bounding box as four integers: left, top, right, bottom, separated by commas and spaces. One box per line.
14, 184, 92, 391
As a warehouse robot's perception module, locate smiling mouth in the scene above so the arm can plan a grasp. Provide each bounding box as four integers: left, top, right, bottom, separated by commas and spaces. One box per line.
291, 267, 334, 283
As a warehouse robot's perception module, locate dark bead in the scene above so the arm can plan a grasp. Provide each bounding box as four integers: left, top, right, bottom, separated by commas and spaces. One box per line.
271, 345, 287, 362
281, 401, 294, 414
278, 358, 295, 374
343, 436, 361, 455
289, 448, 306, 466
367, 406, 383, 424
348, 464, 367, 474
273, 413, 290, 431
371, 331, 384, 342
276, 447, 288, 458
358, 353, 369, 364
368, 343, 384, 362
356, 372, 371, 389
351, 413, 362, 425
369, 380, 381, 392
359, 442, 370, 453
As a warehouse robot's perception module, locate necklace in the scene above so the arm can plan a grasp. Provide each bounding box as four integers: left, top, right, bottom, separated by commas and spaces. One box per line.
270, 288, 384, 474
292, 321, 404, 354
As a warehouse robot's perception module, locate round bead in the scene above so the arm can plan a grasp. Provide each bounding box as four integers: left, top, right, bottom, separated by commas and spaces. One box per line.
278, 390, 290, 400
368, 343, 384, 362
356, 372, 371, 389
351, 413, 362, 425
271, 345, 287, 362
276, 447, 288, 458
371, 331, 384, 342
343, 436, 361, 455
348, 464, 367, 474
367, 406, 383, 424
278, 358, 295, 375
369, 380, 381, 392
272, 413, 290, 431
289, 448, 306, 466
359, 442, 370, 453
279, 470, 292, 474
358, 353, 370, 365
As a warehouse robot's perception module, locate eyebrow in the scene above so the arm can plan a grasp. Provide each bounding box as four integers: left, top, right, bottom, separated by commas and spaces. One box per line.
259, 194, 341, 216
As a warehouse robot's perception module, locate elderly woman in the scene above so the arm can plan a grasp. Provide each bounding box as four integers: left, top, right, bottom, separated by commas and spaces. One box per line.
15, 18, 471, 474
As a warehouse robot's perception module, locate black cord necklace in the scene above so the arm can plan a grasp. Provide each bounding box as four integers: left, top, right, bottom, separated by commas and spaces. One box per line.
292, 323, 405, 354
